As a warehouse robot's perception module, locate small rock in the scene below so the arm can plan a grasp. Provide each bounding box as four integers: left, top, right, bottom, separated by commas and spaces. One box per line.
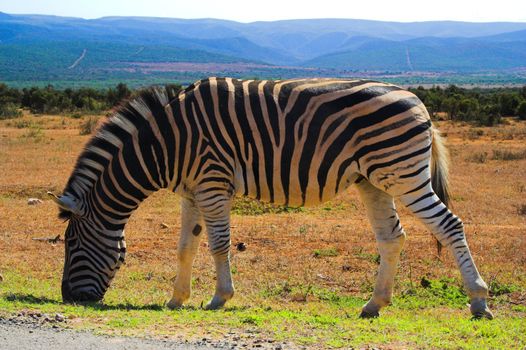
27, 198, 43, 205
55, 313, 66, 322
342, 265, 352, 271
236, 242, 247, 252
420, 277, 431, 288
160, 222, 170, 229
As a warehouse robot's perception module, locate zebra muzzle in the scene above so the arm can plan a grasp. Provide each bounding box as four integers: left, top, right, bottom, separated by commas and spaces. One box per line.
62, 281, 102, 303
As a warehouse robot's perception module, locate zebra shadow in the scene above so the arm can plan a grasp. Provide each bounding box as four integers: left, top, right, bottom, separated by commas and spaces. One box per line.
2, 293, 164, 311
3, 293, 60, 305
3, 293, 252, 312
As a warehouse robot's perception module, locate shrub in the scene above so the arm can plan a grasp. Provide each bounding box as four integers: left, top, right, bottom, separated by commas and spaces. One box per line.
0, 103, 22, 120
21, 125, 44, 142
518, 101, 526, 121
79, 117, 99, 135
466, 151, 488, 163
491, 149, 526, 161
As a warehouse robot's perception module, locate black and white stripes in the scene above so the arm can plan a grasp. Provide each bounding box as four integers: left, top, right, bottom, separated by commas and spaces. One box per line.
52, 77, 492, 318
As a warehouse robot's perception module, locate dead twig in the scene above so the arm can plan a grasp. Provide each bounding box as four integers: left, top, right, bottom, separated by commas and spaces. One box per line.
32, 234, 63, 244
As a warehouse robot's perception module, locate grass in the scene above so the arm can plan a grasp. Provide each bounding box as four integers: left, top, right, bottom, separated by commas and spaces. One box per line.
1, 115, 526, 348
0, 271, 524, 349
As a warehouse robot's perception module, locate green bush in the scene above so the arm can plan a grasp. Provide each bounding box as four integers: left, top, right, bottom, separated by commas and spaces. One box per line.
518, 101, 526, 121
0, 103, 22, 119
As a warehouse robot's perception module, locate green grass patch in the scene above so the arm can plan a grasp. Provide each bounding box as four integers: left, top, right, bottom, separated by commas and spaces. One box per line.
231, 197, 304, 215
1, 270, 525, 349
312, 248, 339, 258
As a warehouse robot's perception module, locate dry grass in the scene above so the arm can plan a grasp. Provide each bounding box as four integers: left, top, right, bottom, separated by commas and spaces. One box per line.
1, 116, 525, 348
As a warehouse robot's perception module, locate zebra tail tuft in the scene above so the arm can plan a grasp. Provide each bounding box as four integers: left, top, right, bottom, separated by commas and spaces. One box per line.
430, 126, 451, 256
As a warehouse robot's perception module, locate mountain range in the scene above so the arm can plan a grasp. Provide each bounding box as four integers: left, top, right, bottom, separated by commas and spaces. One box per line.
1, 12, 526, 86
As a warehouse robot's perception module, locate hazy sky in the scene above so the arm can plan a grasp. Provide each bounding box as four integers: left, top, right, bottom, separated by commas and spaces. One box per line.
1, 0, 525, 22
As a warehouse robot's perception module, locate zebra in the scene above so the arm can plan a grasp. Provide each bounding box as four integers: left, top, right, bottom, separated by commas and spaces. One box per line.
49, 77, 493, 319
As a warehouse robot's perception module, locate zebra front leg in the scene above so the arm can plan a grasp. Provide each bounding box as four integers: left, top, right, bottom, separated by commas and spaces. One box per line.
400, 184, 493, 319
197, 192, 234, 310
357, 179, 406, 318
167, 198, 204, 309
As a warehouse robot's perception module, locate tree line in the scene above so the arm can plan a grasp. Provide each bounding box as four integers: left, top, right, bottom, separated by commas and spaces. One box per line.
0, 83, 182, 119
408, 85, 526, 125
1, 82, 525, 125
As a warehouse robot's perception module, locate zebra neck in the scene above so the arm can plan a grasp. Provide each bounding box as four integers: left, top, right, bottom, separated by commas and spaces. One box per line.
64, 90, 182, 226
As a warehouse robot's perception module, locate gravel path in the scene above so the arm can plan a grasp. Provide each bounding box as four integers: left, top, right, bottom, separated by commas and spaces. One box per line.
0, 319, 212, 350
0, 314, 288, 350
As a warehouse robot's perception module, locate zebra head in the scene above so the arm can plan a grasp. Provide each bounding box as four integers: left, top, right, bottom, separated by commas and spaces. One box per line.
48, 192, 126, 303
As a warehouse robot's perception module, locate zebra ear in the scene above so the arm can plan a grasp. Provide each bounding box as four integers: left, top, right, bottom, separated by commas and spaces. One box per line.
47, 192, 79, 215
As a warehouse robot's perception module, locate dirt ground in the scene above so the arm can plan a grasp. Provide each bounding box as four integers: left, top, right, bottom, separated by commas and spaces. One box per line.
0, 114, 525, 346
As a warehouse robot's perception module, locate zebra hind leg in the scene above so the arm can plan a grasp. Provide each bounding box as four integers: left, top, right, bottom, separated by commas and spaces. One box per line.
167, 198, 204, 309
356, 179, 406, 318
399, 181, 493, 319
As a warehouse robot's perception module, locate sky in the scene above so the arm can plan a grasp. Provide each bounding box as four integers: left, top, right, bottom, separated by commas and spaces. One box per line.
1, 0, 525, 23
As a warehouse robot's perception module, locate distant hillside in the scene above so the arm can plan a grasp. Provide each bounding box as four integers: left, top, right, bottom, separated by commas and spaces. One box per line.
304, 36, 526, 71
1, 12, 526, 86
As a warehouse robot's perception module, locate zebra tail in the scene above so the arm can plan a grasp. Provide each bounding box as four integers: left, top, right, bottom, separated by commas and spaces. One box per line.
430, 127, 451, 256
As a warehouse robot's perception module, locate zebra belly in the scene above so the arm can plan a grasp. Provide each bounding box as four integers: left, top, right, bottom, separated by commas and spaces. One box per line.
240, 167, 362, 208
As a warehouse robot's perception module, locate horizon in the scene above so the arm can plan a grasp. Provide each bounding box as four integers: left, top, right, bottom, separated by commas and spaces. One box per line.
1, 0, 525, 23
3, 11, 526, 24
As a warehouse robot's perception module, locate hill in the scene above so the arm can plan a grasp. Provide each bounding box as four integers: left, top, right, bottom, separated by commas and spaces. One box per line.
1, 13, 526, 86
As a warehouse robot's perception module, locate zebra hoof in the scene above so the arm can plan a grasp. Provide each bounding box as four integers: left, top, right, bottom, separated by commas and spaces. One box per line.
359, 309, 380, 319
166, 299, 184, 310
204, 295, 227, 310
470, 299, 494, 320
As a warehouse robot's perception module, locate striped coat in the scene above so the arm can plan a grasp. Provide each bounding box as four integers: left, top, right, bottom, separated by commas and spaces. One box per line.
50, 78, 493, 319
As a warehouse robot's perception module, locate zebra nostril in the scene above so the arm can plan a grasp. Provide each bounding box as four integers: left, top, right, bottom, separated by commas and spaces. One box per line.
76, 291, 101, 303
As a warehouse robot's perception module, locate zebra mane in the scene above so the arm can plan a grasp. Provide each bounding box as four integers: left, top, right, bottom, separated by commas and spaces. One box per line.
59, 85, 180, 216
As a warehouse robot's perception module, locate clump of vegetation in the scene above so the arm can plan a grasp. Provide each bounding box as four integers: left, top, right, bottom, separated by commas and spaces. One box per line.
518, 101, 526, 121
466, 128, 484, 140
399, 277, 468, 308
466, 151, 488, 163
12, 120, 32, 129
231, 197, 303, 215
517, 204, 526, 216
20, 125, 44, 142
312, 248, 339, 258
491, 149, 526, 161
0, 103, 22, 120
79, 117, 99, 135
466, 149, 526, 162
487, 279, 519, 297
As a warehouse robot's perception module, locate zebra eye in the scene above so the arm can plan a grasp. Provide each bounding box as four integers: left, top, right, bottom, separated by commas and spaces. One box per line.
58, 208, 72, 221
